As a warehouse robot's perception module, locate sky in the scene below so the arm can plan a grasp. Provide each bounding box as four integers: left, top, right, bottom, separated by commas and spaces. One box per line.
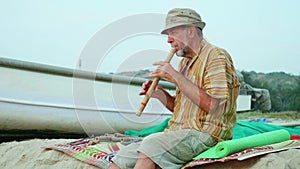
0, 0, 299, 75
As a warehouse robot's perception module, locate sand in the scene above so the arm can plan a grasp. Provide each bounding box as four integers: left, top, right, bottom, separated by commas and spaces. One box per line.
0, 139, 99, 169
0, 138, 300, 169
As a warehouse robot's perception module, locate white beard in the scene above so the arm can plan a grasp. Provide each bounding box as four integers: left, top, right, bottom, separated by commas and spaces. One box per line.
176, 46, 188, 57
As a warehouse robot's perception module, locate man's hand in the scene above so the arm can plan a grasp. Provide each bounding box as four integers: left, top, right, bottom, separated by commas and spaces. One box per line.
149, 61, 179, 84
139, 80, 175, 112
139, 80, 164, 99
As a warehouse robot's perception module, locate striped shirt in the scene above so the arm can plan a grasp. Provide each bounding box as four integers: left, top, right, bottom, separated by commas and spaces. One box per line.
166, 39, 240, 142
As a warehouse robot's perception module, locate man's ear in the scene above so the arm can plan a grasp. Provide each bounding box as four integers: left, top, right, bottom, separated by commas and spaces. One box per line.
188, 26, 196, 38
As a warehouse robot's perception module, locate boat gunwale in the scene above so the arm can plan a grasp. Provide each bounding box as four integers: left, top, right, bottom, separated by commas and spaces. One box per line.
0, 57, 176, 90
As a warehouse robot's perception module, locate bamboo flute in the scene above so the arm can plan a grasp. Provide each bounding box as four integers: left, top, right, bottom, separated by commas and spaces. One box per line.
136, 48, 176, 116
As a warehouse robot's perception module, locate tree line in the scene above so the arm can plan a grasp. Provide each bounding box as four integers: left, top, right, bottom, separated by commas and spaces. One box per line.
241, 71, 300, 112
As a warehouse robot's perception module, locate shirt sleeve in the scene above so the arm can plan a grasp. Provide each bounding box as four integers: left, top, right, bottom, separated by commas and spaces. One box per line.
203, 48, 235, 99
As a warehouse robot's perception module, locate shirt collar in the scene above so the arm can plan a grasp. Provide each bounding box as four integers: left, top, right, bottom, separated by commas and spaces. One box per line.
186, 38, 207, 68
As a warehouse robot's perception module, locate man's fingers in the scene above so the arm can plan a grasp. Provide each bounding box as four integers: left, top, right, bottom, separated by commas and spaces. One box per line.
139, 90, 145, 95
152, 61, 165, 66
140, 80, 153, 95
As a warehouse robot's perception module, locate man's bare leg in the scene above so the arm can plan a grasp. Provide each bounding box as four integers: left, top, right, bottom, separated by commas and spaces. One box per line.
134, 153, 156, 169
107, 162, 121, 169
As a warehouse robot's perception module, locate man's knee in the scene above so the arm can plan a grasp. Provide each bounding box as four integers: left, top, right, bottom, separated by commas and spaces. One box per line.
134, 152, 156, 169
107, 162, 121, 169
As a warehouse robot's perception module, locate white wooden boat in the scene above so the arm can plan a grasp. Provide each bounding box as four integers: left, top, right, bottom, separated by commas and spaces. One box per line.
0, 57, 252, 140
0, 57, 174, 140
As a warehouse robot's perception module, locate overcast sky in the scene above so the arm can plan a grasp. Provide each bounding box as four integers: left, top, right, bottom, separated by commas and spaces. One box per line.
0, 0, 299, 75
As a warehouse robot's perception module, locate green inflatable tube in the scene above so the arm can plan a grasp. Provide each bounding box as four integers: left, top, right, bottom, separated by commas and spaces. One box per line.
193, 129, 290, 160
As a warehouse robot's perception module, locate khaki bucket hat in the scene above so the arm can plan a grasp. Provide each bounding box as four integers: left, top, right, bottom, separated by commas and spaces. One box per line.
161, 8, 205, 34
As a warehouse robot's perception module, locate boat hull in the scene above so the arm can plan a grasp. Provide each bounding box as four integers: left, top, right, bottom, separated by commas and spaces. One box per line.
0, 57, 172, 138
0, 57, 252, 140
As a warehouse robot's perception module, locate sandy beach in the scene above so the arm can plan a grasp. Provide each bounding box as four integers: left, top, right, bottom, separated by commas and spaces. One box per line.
0, 138, 300, 169
0, 139, 99, 169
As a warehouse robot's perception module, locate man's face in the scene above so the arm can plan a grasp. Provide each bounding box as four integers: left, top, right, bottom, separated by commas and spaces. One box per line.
166, 26, 189, 57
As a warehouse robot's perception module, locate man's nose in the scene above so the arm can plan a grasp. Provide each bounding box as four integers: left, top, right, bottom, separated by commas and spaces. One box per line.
167, 36, 174, 43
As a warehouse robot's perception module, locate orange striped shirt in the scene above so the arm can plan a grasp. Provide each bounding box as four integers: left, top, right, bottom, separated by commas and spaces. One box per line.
166, 39, 240, 142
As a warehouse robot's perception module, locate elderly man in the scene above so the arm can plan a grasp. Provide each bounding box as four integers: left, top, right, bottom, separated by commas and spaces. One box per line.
108, 8, 240, 169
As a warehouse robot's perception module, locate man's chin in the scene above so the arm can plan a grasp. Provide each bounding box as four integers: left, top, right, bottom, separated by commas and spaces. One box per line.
175, 48, 185, 57
175, 53, 184, 57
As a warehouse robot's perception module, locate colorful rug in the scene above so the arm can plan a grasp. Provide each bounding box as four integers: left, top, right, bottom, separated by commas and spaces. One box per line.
45, 120, 300, 169
45, 133, 142, 169
46, 134, 300, 169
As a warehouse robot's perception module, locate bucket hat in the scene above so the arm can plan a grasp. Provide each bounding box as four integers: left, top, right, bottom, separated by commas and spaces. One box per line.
161, 8, 205, 34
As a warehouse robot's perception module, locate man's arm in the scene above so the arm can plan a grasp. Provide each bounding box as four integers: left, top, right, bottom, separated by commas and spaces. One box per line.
149, 62, 219, 113
172, 73, 219, 113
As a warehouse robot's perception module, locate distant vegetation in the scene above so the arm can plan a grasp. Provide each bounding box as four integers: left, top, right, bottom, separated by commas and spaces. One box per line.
236, 111, 300, 121
115, 69, 151, 79
241, 71, 300, 112
115, 70, 300, 112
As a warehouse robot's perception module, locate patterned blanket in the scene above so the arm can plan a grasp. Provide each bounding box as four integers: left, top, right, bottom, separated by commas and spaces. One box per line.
46, 133, 300, 169
45, 133, 142, 169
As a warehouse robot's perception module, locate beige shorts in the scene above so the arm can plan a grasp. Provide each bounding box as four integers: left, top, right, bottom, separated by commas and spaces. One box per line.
111, 129, 216, 169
